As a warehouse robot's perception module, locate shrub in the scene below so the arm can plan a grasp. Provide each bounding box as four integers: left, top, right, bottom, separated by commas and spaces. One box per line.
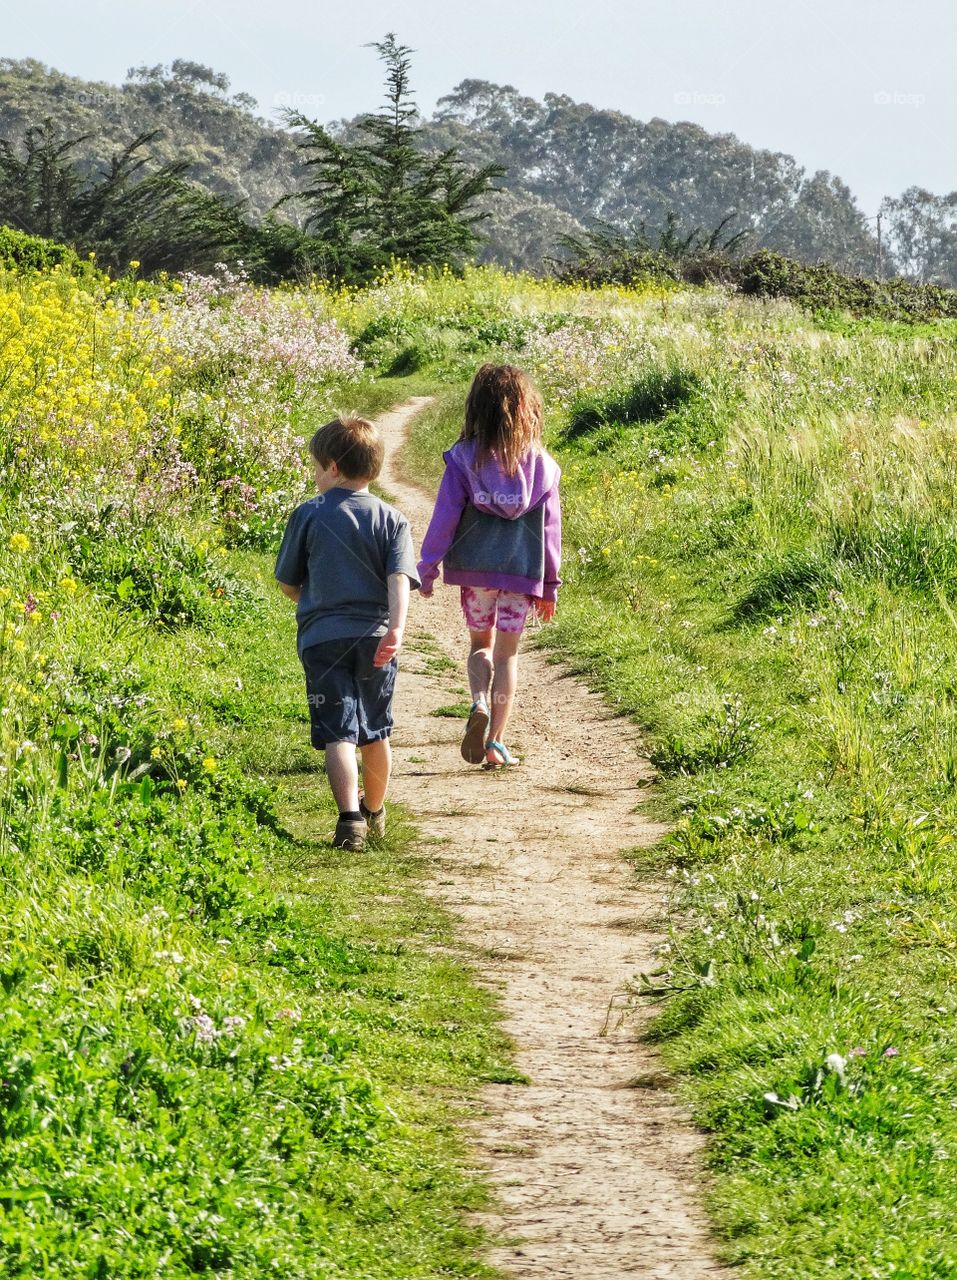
737, 249, 957, 323
565, 365, 718, 451
0, 225, 85, 275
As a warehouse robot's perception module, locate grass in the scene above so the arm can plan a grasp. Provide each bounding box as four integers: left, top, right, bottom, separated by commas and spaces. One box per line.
0, 537, 516, 1278
13, 254, 957, 1278
537, 320, 957, 1278
399, 287, 957, 1279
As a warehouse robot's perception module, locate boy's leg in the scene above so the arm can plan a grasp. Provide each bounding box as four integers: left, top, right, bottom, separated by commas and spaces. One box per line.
358, 738, 391, 812
324, 740, 361, 814
354, 636, 397, 820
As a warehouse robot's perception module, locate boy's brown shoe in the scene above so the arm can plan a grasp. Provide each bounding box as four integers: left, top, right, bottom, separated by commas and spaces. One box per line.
332, 815, 367, 851
359, 796, 386, 838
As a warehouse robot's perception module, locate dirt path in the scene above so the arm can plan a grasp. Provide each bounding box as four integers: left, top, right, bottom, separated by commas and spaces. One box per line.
379, 398, 730, 1279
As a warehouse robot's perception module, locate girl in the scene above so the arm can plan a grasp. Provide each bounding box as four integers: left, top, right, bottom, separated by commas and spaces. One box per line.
417, 363, 561, 769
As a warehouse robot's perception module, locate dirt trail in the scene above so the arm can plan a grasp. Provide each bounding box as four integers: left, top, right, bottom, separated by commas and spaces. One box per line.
379, 398, 729, 1279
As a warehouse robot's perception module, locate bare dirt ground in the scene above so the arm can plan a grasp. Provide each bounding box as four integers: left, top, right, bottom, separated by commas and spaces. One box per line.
378, 398, 730, 1279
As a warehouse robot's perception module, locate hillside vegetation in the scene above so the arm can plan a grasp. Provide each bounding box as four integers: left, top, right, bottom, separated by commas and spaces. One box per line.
0, 57, 888, 275
5, 246, 957, 1276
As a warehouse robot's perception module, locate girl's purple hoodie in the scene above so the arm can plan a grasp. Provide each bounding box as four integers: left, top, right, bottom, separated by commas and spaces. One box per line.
417, 439, 562, 600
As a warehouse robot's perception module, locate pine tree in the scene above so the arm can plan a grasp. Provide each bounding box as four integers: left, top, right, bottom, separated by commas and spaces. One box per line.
281, 34, 505, 281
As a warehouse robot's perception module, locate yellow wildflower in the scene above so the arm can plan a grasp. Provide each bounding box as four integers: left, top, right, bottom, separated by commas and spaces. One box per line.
172, 718, 188, 731
202, 756, 217, 774
8, 533, 30, 553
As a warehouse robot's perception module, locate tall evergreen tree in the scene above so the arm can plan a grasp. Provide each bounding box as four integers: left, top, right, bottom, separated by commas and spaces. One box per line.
281, 35, 505, 281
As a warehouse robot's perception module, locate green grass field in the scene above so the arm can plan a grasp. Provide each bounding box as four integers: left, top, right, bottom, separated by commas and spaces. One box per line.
6, 258, 957, 1277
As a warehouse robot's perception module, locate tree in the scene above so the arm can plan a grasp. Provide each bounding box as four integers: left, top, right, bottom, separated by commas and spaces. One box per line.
280, 35, 505, 281
880, 187, 957, 286
0, 119, 254, 274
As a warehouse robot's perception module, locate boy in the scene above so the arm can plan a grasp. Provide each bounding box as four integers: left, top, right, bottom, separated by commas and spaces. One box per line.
275, 413, 419, 851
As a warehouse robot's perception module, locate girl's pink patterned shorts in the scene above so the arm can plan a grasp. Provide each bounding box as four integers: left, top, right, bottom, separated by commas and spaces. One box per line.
460, 586, 533, 634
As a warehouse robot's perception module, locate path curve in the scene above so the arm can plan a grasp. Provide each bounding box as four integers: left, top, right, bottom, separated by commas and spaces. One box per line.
379, 398, 730, 1279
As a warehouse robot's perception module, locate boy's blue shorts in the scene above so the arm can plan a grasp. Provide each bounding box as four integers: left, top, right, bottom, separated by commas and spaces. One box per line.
301, 635, 396, 749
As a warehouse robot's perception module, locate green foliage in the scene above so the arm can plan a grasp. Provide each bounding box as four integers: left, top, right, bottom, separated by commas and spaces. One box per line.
554, 212, 748, 288
0, 120, 255, 277
0, 225, 84, 274
566, 365, 707, 443
738, 249, 957, 322
732, 547, 836, 620
281, 35, 505, 283
65, 512, 253, 627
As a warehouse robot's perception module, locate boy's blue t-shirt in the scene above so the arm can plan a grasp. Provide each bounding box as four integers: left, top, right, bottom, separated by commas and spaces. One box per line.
275, 488, 420, 656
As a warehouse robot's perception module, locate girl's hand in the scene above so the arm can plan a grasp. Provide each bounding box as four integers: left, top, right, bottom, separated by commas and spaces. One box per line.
535, 599, 556, 622
419, 585, 433, 598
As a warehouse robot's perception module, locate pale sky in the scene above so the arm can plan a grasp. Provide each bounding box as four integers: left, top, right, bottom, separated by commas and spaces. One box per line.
6, 0, 956, 217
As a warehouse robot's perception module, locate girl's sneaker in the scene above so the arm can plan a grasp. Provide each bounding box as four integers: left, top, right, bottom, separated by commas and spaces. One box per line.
359, 795, 386, 837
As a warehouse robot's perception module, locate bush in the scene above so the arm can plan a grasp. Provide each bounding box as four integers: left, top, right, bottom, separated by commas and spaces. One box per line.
737, 249, 957, 323
567, 366, 705, 437
0, 225, 85, 275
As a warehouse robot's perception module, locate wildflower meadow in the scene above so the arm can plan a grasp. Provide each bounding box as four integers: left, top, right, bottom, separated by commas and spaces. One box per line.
4, 251, 957, 1277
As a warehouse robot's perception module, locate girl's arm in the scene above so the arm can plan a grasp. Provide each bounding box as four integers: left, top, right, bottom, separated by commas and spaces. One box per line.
540, 483, 562, 604
416, 459, 469, 595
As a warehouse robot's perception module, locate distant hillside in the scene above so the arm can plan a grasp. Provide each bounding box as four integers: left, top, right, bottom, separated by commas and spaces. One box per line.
413, 81, 881, 275
0, 58, 304, 219
0, 58, 882, 274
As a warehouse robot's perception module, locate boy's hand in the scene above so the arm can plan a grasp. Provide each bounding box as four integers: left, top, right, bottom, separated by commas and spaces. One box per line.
535, 599, 556, 622
419, 585, 433, 598
374, 626, 404, 667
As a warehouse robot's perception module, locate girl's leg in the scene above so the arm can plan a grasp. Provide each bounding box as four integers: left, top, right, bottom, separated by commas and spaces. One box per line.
461, 589, 498, 705
488, 628, 521, 745
358, 737, 391, 812
467, 628, 494, 704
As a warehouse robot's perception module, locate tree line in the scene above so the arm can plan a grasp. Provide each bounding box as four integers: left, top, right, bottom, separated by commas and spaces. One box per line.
1, 39, 955, 288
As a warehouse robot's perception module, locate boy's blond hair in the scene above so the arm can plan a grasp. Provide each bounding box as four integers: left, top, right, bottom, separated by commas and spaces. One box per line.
309, 413, 384, 481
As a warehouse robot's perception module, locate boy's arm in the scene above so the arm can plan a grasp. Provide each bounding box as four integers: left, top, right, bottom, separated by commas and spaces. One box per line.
373, 573, 411, 667
275, 506, 307, 603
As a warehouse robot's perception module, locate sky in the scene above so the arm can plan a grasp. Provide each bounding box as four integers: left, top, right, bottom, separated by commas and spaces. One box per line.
6, 0, 956, 217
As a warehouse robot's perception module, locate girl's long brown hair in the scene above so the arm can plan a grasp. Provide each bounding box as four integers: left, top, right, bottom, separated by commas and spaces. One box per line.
460, 363, 543, 476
